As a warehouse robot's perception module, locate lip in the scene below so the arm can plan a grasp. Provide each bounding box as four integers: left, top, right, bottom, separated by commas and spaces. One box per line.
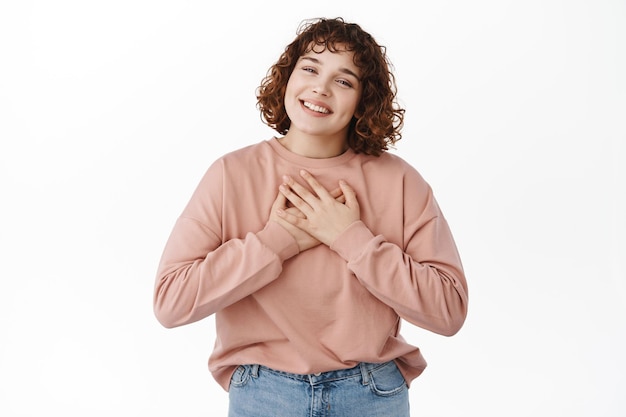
300, 99, 332, 115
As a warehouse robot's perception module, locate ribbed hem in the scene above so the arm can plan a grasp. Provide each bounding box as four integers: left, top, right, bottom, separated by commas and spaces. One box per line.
257, 221, 300, 262
330, 220, 377, 262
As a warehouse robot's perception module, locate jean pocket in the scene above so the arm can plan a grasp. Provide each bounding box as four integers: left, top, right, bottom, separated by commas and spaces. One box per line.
368, 362, 408, 397
229, 365, 252, 388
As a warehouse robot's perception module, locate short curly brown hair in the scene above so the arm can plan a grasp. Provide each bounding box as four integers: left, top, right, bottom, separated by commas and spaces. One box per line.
256, 17, 404, 156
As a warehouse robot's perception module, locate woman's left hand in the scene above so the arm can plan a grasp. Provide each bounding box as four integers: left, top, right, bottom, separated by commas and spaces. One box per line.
276, 170, 360, 247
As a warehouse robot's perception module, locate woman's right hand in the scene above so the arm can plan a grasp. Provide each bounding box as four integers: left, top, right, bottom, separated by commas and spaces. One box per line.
270, 184, 345, 253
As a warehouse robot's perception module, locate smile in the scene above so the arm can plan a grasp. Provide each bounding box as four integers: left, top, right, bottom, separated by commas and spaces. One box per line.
302, 101, 330, 114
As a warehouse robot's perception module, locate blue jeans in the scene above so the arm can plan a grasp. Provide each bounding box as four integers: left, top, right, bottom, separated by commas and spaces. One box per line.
228, 361, 410, 417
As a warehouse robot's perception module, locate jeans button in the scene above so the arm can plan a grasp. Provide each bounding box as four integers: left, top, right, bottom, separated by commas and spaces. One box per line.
314, 372, 321, 376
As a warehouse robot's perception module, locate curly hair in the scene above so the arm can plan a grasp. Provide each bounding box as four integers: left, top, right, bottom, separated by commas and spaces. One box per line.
256, 17, 405, 156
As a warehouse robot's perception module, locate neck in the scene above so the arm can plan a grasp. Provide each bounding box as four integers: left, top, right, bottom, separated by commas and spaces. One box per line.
279, 132, 348, 159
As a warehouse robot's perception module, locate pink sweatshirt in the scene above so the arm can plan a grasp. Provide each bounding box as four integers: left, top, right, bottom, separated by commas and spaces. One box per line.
154, 137, 468, 391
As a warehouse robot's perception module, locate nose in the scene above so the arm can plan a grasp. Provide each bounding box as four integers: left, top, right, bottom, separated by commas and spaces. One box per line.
312, 79, 331, 96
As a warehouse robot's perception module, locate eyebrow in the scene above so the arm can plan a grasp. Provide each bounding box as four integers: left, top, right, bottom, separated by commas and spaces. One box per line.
300, 56, 361, 81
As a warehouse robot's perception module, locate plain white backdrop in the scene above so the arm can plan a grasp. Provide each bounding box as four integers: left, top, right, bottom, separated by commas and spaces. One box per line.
1, 1, 624, 416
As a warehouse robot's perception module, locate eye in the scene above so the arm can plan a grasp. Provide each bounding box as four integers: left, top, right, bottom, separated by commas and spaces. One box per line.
336, 79, 353, 88
302, 66, 317, 74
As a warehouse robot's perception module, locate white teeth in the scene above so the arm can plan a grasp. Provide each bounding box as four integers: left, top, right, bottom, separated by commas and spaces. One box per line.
303, 101, 330, 114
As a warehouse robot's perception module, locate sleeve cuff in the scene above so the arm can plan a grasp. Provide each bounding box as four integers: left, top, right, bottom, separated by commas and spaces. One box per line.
330, 220, 376, 262
256, 221, 300, 262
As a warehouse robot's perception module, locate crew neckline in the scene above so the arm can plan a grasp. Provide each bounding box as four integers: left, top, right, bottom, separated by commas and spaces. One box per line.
267, 137, 357, 168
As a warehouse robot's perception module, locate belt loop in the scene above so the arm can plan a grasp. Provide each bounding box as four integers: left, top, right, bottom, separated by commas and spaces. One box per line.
251, 364, 260, 378
359, 362, 370, 386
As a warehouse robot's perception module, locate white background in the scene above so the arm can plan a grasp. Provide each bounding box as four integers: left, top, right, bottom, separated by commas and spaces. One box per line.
1, 1, 624, 416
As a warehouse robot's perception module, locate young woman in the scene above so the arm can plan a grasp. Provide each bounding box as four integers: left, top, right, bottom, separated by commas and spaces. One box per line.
154, 17, 468, 416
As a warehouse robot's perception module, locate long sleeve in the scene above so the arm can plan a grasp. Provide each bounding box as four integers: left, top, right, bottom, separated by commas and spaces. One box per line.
153, 159, 300, 328
330, 168, 468, 336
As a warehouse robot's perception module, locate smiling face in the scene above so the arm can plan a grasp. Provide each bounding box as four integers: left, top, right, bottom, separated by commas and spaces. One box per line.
282, 44, 362, 156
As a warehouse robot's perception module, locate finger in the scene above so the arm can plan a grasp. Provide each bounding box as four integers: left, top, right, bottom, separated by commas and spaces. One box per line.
281, 174, 328, 210
284, 206, 306, 219
271, 190, 287, 211
276, 206, 309, 229
339, 180, 359, 209
282, 175, 317, 202
329, 187, 346, 203
299, 170, 334, 201
279, 183, 312, 215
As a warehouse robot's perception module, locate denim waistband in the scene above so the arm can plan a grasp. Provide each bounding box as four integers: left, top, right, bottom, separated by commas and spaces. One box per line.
250, 361, 392, 386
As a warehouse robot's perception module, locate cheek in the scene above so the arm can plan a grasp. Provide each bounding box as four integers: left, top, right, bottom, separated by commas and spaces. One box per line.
283, 88, 300, 120
350, 97, 361, 116
285, 74, 303, 93
284, 80, 303, 106
283, 80, 296, 102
